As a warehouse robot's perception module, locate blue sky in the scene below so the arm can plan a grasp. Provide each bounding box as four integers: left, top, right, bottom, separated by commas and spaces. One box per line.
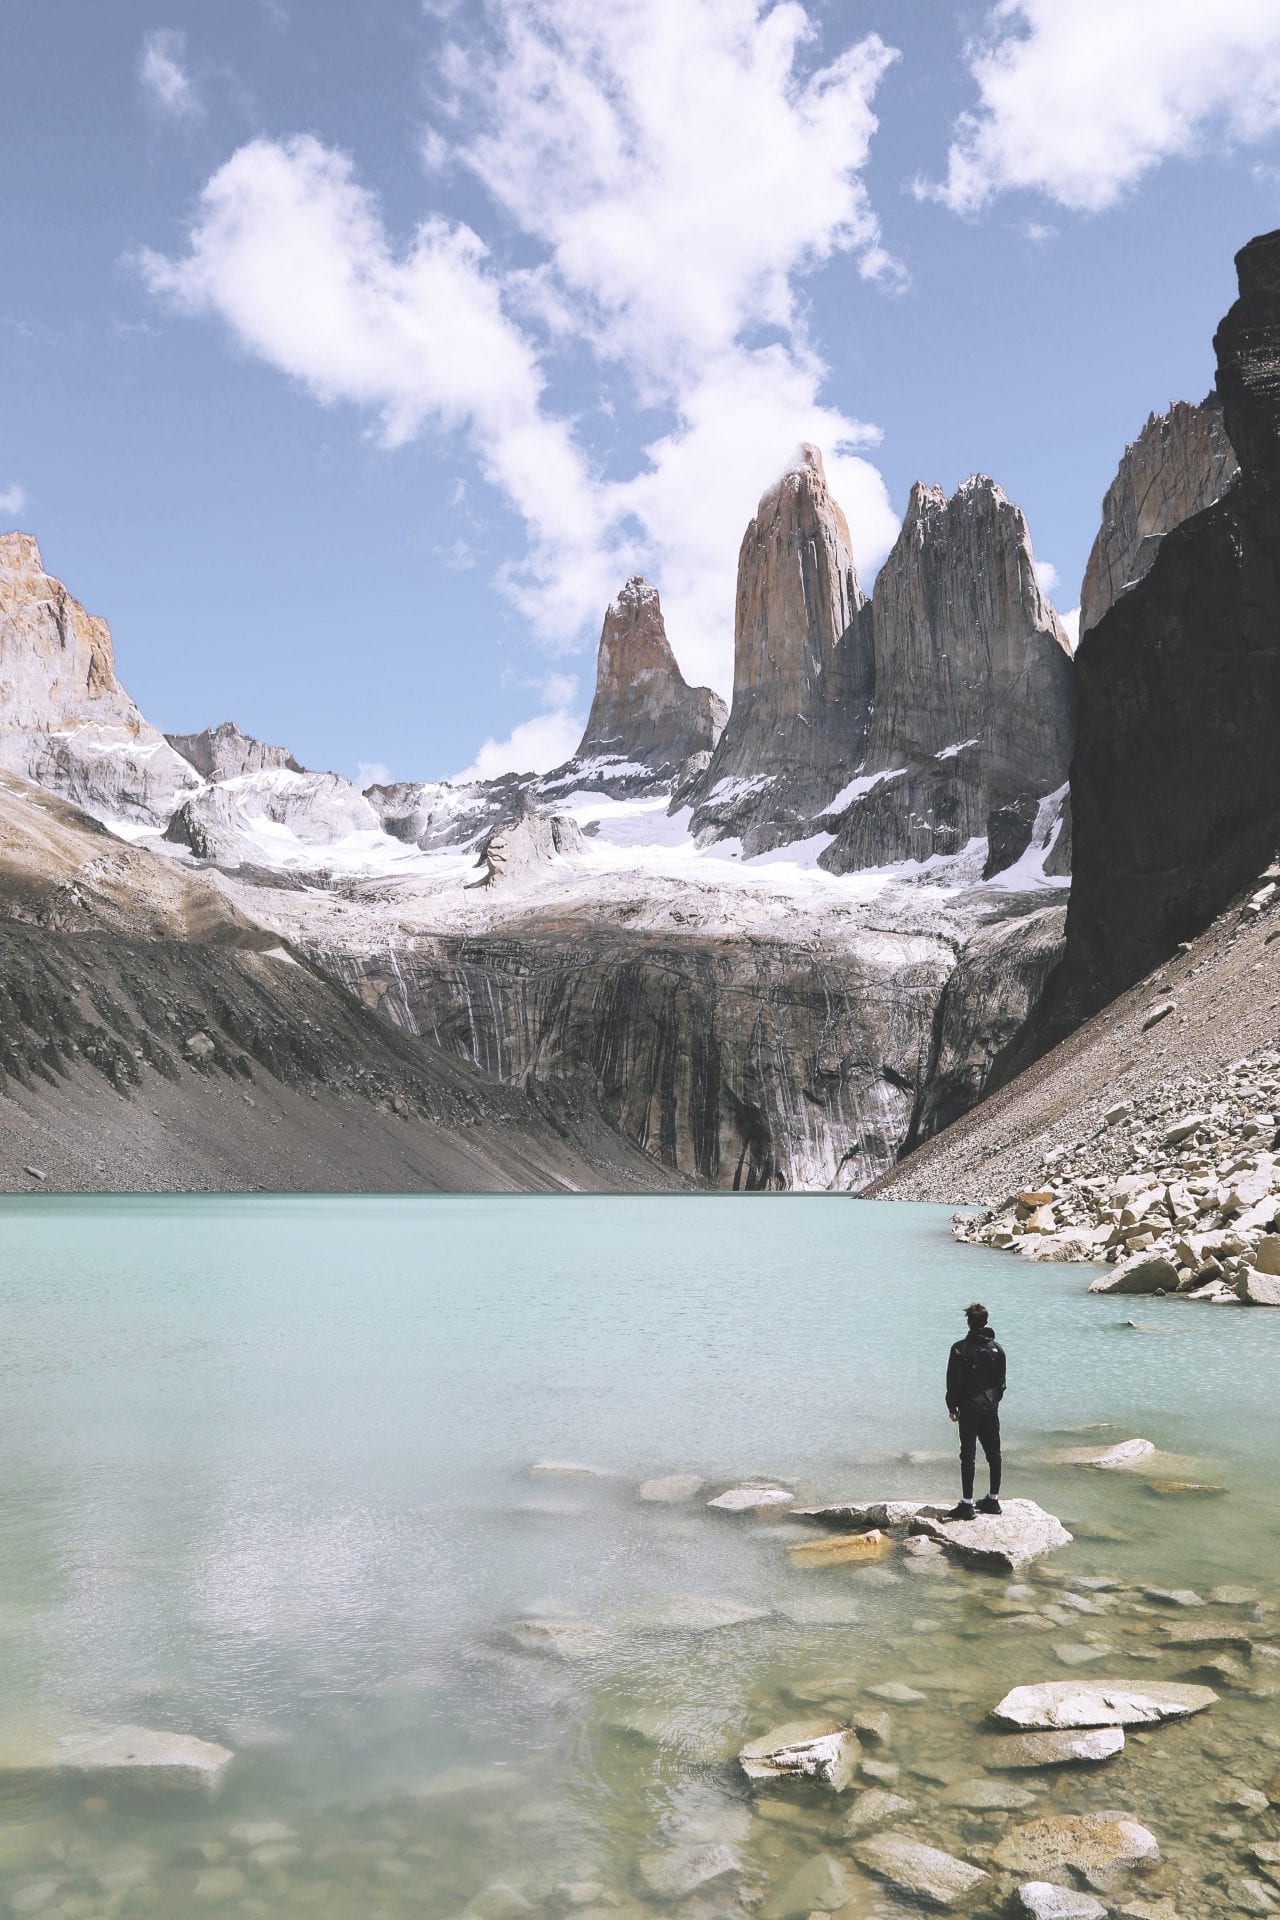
5, 0, 1280, 785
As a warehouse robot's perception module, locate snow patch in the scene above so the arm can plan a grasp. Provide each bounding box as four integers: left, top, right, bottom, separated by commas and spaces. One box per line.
824, 768, 907, 814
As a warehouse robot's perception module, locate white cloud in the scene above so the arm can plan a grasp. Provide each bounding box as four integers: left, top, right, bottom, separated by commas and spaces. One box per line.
140, 3, 904, 702
356, 760, 393, 788
451, 703, 584, 782
139, 28, 200, 120
1032, 557, 1059, 593
922, 0, 1280, 215
0, 482, 28, 517
1060, 605, 1080, 650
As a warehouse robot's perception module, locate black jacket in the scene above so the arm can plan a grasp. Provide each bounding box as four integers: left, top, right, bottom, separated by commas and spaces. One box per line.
946, 1326, 1006, 1415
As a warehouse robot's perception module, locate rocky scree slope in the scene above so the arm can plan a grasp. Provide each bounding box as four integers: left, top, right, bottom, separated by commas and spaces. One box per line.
1006, 228, 1280, 1066
0, 776, 682, 1194
872, 858, 1280, 1211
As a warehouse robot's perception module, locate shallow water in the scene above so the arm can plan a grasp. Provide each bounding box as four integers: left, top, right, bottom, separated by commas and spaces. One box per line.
1, 1192, 1278, 1917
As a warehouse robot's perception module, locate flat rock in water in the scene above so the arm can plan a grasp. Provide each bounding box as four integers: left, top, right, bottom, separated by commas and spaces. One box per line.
739, 1721, 858, 1791
1017, 1884, 1108, 1919
994, 1812, 1159, 1889
911, 1499, 1072, 1570
0, 1725, 234, 1795
992, 1681, 1216, 1729
985, 1726, 1126, 1768
707, 1486, 793, 1512
528, 1460, 608, 1478
638, 1474, 704, 1503
855, 1834, 989, 1908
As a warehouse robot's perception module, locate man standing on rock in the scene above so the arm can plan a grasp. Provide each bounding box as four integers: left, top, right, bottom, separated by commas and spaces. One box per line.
945, 1302, 1005, 1520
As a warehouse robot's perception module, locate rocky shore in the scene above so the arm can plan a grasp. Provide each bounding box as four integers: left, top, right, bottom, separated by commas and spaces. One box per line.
953, 1043, 1280, 1306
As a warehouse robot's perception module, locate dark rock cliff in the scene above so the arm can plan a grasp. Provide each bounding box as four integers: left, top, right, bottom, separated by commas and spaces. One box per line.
1005, 227, 1280, 1064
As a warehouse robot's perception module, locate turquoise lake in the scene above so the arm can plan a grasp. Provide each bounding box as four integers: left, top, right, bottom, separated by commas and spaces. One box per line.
1, 1193, 1278, 1917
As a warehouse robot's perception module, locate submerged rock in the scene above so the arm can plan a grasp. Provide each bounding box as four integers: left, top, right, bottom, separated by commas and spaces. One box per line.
760, 1852, 854, 1919
786, 1528, 893, 1566
492, 1617, 611, 1662
637, 1842, 741, 1900
992, 1681, 1216, 1729
990, 1728, 1128, 1766
1016, 1883, 1108, 1920
994, 1812, 1160, 1889
842, 1786, 916, 1834
0, 1724, 234, 1795
637, 1473, 704, 1503
854, 1833, 989, 1908
739, 1721, 859, 1791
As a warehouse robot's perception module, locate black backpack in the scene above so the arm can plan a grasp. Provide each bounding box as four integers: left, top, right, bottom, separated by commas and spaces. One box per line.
956, 1337, 1002, 1409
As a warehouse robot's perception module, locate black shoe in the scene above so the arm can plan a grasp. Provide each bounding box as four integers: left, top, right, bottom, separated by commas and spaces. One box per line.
977, 1496, 1002, 1515
945, 1501, 976, 1521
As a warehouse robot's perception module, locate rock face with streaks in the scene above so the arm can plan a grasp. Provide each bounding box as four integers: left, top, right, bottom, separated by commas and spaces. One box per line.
0, 532, 198, 825
819, 478, 1075, 878
165, 719, 303, 781
317, 889, 1064, 1190
1079, 396, 1238, 637
549, 577, 726, 795
687, 445, 871, 849
1013, 227, 1280, 1058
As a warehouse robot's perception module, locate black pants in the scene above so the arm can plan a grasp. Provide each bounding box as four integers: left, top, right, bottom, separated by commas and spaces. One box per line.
958, 1405, 1001, 1501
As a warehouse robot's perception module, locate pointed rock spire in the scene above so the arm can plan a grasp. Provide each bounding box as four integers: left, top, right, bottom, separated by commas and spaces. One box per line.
687, 444, 872, 849
566, 575, 725, 785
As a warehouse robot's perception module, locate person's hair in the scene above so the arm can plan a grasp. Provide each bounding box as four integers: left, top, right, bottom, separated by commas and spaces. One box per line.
965, 1301, 989, 1329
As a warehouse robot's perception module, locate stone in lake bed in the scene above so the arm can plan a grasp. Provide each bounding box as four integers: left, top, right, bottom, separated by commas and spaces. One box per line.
991, 1680, 1216, 1728
492, 1616, 611, 1661
0, 1724, 234, 1796
637, 1841, 741, 1900
1016, 1885, 1107, 1920
940, 1778, 1039, 1810
739, 1720, 859, 1790
983, 1726, 1127, 1770
842, 1786, 916, 1833
994, 1812, 1159, 1890
637, 1473, 704, 1502
706, 1485, 793, 1512
760, 1852, 854, 1919
786, 1528, 893, 1566
1049, 1436, 1157, 1469
865, 1681, 926, 1703
854, 1833, 989, 1908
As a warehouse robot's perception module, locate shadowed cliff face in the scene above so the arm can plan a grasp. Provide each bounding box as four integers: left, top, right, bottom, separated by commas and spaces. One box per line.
820, 478, 1075, 877
1005, 227, 1280, 1064
686, 445, 871, 851
1079, 397, 1238, 638
563, 577, 726, 792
